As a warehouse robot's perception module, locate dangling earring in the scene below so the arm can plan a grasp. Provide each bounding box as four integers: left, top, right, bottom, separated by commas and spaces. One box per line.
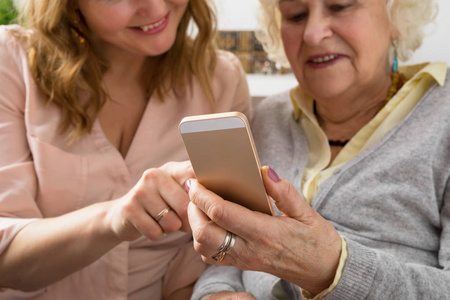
75, 32, 86, 44
386, 41, 406, 103
77, 34, 85, 44
391, 41, 398, 74
70, 9, 86, 44
392, 49, 398, 73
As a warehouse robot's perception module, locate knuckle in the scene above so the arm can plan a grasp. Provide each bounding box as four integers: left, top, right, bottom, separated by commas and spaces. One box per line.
162, 161, 173, 168
192, 222, 212, 245
142, 168, 162, 182
119, 196, 140, 217
193, 239, 202, 253
208, 202, 225, 223
120, 202, 134, 218
144, 226, 164, 240
186, 163, 195, 177
194, 242, 210, 256
303, 207, 316, 221
161, 161, 177, 174
132, 188, 147, 201
189, 188, 202, 203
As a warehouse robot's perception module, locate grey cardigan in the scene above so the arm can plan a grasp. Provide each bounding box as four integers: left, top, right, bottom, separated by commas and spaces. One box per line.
192, 74, 450, 300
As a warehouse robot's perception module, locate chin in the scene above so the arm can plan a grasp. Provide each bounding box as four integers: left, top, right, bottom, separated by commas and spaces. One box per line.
146, 47, 173, 56
150, 36, 178, 56
308, 83, 350, 100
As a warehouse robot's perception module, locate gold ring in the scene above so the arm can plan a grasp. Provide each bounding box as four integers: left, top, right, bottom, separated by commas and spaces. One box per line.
212, 251, 227, 262
211, 231, 236, 262
155, 207, 170, 221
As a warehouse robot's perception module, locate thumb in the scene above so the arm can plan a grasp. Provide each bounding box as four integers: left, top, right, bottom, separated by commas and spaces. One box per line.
261, 166, 312, 221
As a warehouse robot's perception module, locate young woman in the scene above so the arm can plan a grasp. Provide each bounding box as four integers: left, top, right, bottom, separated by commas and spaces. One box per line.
0, 0, 251, 299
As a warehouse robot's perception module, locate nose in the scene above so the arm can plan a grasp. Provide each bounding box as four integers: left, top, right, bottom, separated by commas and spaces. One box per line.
136, 0, 167, 18
303, 10, 333, 46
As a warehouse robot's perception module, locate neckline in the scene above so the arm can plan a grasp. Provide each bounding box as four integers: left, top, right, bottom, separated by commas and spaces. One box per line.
314, 72, 407, 147
328, 139, 350, 147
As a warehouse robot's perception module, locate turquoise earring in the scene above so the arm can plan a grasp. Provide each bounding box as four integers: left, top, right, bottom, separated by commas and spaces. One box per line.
392, 49, 398, 73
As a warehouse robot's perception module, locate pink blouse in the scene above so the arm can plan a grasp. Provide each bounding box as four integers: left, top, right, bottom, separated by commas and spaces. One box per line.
0, 25, 252, 299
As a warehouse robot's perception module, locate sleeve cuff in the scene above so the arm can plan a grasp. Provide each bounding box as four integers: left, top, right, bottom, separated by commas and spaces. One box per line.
301, 236, 348, 300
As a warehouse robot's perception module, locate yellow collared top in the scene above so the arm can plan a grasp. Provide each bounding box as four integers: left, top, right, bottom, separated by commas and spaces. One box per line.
293, 62, 446, 206
287, 62, 447, 300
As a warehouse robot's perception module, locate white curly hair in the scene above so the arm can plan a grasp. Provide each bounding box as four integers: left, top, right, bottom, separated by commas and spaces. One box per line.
256, 0, 438, 68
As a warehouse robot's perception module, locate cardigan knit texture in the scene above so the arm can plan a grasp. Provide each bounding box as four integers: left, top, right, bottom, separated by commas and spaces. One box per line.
191, 73, 450, 300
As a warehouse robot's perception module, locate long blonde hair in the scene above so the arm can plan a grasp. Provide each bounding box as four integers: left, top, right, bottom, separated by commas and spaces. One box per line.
17, 0, 217, 141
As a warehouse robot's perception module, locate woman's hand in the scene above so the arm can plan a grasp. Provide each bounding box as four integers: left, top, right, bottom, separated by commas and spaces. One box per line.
107, 160, 195, 242
0, 160, 195, 291
187, 166, 342, 295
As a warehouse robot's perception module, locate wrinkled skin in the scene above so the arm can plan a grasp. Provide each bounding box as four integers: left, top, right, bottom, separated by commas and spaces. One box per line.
187, 166, 342, 296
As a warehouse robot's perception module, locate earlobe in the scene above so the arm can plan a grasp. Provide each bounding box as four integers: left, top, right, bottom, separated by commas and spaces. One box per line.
390, 24, 400, 41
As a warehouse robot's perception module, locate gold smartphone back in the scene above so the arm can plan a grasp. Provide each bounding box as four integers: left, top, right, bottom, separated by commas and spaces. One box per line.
179, 112, 274, 215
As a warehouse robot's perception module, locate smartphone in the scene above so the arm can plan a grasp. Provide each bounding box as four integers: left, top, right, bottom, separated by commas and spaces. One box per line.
179, 112, 274, 215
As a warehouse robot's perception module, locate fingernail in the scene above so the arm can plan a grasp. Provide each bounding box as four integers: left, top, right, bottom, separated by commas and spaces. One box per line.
268, 167, 280, 183
185, 179, 191, 191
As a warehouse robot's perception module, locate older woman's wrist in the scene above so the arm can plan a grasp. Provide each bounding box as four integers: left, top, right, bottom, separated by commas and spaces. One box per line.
301, 236, 349, 299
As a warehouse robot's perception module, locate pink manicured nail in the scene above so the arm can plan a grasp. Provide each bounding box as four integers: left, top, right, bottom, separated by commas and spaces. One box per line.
185, 179, 191, 191
268, 167, 280, 183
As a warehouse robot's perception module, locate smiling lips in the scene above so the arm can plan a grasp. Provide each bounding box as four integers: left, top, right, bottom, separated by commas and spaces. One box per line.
310, 54, 339, 64
140, 17, 166, 32
134, 13, 169, 33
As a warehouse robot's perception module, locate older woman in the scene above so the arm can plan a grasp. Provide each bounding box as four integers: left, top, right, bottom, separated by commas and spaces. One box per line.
187, 0, 450, 299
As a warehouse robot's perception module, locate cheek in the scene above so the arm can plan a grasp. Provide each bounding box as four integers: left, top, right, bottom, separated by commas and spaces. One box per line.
339, 15, 392, 63
280, 25, 302, 63
349, 29, 390, 69
168, 0, 190, 14
80, 4, 132, 34
173, 0, 189, 5
174, 2, 189, 19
